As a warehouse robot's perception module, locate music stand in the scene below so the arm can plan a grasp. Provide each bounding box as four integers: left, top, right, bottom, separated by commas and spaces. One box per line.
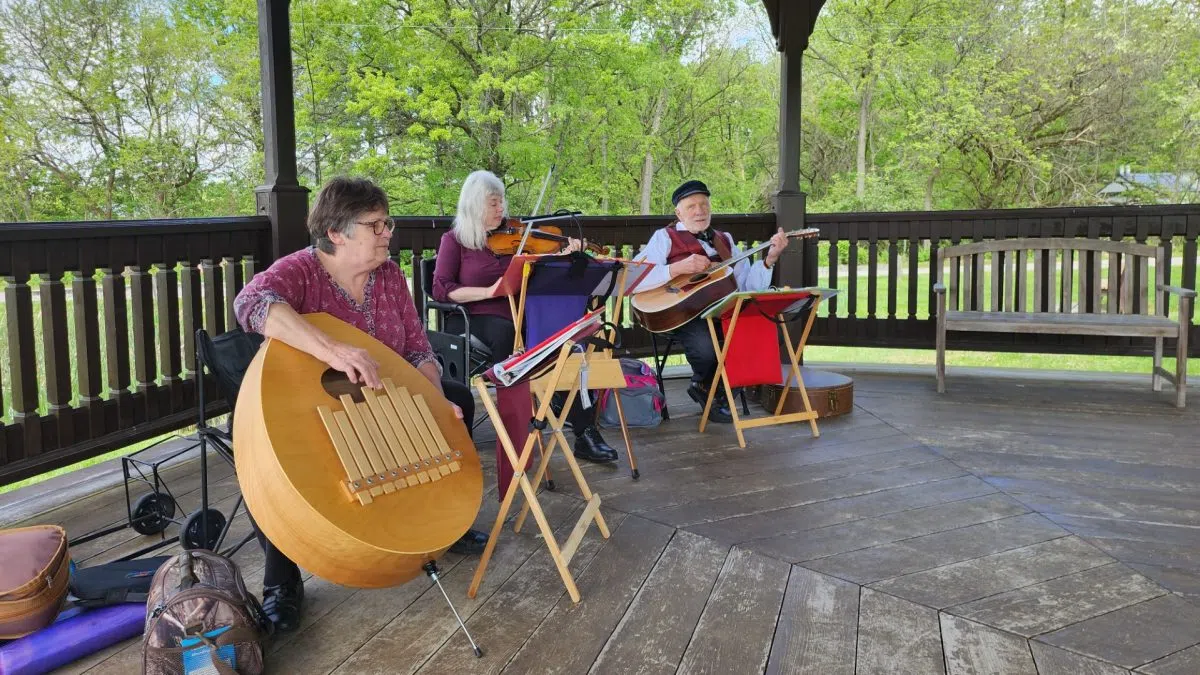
468, 309, 612, 603
490, 253, 653, 479
698, 287, 839, 448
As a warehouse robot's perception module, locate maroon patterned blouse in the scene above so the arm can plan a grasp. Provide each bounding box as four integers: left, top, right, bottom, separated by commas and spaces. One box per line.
233, 247, 437, 370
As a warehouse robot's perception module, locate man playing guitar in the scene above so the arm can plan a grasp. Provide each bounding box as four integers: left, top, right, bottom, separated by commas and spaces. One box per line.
632, 180, 789, 423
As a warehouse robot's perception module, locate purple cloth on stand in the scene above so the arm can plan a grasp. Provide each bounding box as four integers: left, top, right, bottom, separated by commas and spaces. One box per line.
0, 603, 145, 675
524, 295, 589, 347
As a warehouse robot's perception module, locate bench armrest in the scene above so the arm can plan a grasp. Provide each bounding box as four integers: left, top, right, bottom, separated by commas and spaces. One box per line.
933, 282, 946, 294
1158, 284, 1198, 299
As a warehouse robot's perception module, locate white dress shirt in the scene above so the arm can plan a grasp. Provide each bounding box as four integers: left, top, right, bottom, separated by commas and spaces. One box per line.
632, 222, 773, 292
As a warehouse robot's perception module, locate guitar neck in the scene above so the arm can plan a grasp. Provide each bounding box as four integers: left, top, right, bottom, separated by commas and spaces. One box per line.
710, 229, 815, 272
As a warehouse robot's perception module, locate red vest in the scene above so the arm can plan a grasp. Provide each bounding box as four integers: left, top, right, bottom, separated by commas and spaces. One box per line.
663, 226, 732, 264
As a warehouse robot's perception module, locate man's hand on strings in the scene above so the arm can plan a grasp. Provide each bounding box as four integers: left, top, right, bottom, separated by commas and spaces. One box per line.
564, 237, 584, 254
672, 254, 710, 276
765, 227, 789, 267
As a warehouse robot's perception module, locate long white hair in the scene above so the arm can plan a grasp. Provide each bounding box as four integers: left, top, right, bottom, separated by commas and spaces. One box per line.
453, 170, 506, 250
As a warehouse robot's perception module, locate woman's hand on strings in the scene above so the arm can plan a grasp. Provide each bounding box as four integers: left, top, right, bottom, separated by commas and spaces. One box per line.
325, 341, 382, 389
565, 237, 583, 253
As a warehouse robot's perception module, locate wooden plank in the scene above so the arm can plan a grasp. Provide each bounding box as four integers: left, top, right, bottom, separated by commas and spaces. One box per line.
676, 547, 789, 675
764, 567, 858, 675
415, 509, 628, 674
772, 493, 1029, 564
1028, 641, 1130, 675
504, 516, 674, 674
692, 475, 996, 550
870, 536, 1113, 609
940, 614, 1037, 675
856, 588, 945, 675
950, 563, 1165, 637
604, 441, 934, 514
805, 513, 1067, 585
1038, 594, 1200, 669
589, 530, 728, 675
944, 311, 1176, 336
648, 460, 967, 529
289, 493, 569, 675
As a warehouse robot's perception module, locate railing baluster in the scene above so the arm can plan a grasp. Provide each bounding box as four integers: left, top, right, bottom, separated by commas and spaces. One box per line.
130, 266, 156, 394
4, 275, 39, 437
906, 229, 919, 320
201, 259, 218, 337
886, 222, 898, 320
72, 270, 103, 437
101, 266, 133, 427
180, 261, 199, 377
223, 257, 238, 332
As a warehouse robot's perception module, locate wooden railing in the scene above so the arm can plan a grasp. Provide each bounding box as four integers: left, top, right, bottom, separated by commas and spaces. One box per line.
800, 205, 1200, 354
3, 204, 1197, 484
0, 217, 271, 484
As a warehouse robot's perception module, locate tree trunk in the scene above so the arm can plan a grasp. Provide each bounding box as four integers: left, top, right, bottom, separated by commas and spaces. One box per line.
600, 132, 610, 213
640, 88, 669, 215
924, 165, 940, 210
856, 77, 874, 200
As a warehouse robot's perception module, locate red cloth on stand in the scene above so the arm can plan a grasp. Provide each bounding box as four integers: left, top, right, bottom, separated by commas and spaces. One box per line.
494, 379, 533, 501
719, 291, 814, 389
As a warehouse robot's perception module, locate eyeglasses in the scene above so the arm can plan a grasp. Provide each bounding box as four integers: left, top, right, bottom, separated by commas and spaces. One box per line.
356, 217, 395, 236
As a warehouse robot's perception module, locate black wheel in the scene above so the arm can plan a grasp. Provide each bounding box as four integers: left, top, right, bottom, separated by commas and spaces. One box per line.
130, 492, 176, 535
181, 508, 226, 551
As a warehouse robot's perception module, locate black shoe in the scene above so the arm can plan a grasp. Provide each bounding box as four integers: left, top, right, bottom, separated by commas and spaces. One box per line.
262, 578, 304, 633
687, 383, 733, 423
449, 528, 489, 555
574, 426, 618, 463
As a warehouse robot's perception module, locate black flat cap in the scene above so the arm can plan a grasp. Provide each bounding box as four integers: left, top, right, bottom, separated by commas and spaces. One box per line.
672, 180, 710, 206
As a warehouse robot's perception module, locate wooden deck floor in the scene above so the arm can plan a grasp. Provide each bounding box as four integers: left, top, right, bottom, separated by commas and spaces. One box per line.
5, 368, 1200, 674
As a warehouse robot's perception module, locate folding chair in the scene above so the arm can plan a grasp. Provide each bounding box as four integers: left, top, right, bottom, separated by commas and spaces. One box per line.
194, 327, 265, 556
418, 256, 494, 385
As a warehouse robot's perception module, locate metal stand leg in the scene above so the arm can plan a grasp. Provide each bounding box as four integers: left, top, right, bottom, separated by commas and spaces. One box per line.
423, 561, 483, 658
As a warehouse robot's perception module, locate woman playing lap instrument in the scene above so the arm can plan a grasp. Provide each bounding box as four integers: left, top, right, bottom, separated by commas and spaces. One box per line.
233, 177, 487, 633
432, 170, 619, 464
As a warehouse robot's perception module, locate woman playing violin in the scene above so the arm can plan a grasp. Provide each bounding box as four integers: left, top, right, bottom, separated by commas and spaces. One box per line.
432, 170, 618, 464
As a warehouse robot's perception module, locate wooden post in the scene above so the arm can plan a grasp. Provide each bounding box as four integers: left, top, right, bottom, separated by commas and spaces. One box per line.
255, 0, 310, 261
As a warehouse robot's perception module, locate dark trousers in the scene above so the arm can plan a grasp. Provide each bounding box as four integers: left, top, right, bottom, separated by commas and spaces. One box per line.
666, 316, 720, 388
253, 376, 475, 588
445, 314, 599, 434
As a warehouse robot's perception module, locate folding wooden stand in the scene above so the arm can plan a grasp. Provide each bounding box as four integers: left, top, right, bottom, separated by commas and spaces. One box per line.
699, 288, 837, 448
503, 257, 646, 479
468, 340, 615, 603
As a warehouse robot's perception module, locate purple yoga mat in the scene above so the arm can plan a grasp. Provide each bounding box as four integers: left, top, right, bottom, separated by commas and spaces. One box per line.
0, 603, 144, 675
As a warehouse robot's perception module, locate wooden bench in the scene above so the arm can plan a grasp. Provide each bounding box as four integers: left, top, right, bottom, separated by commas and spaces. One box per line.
933, 238, 1195, 408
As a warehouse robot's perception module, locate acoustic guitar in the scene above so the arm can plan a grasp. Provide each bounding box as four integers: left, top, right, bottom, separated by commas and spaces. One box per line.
630, 228, 819, 332
233, 313, 483, 588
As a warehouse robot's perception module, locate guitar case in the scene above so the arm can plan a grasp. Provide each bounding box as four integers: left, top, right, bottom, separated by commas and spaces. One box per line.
756, 366, 854, 419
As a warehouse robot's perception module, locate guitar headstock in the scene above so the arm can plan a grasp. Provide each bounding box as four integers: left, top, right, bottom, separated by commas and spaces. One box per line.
784, 228, 820, 239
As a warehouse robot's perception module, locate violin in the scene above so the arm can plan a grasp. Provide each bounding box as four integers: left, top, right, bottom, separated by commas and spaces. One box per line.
486, 218, 609, 256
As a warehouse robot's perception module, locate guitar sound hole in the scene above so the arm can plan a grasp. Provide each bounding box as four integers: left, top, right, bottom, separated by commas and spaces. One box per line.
321, 368, 367, 403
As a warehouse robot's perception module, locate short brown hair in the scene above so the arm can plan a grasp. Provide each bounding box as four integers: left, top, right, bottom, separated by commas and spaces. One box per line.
308, 177, 389, 254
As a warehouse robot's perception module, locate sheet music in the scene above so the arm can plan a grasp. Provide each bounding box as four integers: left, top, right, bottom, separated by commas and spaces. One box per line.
488, 308, 605, 387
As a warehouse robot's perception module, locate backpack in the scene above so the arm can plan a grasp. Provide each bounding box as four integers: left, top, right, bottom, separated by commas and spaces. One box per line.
142, 550, 269, 675
596, 358, 665, 429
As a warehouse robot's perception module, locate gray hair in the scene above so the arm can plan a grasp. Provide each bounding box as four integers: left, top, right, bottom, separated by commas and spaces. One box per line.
452, 170, 506, 250
308, 177, 389, 254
